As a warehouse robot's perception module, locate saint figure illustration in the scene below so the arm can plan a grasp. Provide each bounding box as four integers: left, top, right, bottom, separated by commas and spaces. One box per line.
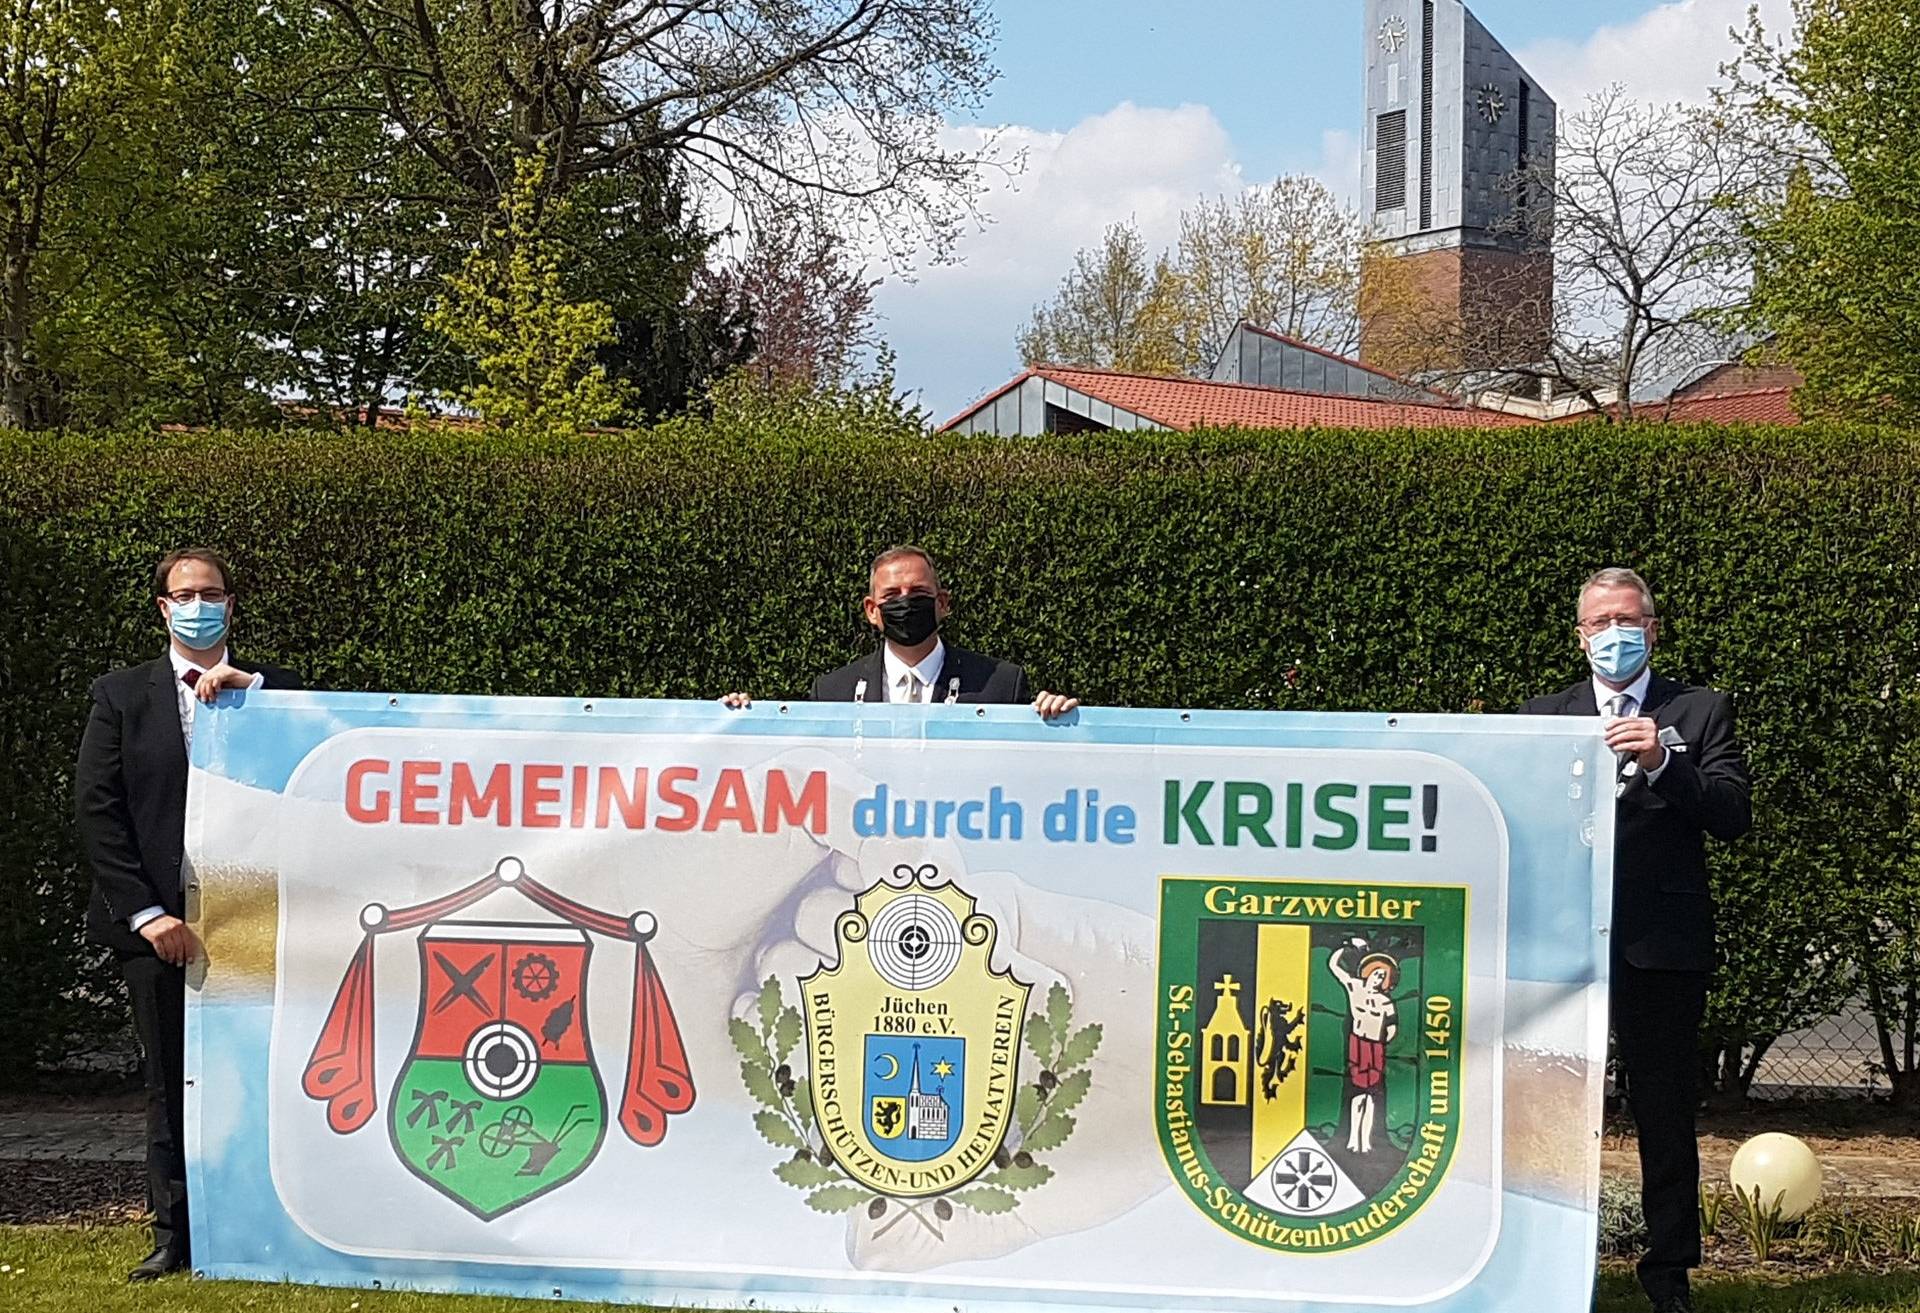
1327, 938, 1398, 1155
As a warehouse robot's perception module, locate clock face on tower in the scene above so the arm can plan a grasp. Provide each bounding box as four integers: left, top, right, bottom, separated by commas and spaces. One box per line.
1477, 84, 1508, 124
1378, 16, 1408, 53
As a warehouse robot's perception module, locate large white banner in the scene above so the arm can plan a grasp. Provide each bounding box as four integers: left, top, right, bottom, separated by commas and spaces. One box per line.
186, 695, 1614, 1312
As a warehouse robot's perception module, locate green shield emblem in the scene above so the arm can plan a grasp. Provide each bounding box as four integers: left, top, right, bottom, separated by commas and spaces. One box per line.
1155, 878, 1467, 1253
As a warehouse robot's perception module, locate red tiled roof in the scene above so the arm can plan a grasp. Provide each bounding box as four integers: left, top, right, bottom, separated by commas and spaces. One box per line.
1553, 387, 1800, 426
1011, 366, 1533, 431
1672, 363, 1804, 398
1656, 387, 1799, 424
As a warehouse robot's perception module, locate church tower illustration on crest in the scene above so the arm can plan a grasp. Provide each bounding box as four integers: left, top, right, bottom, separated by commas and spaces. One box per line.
906, 1043, 951, 1142
1201, 975, 1251, 1107
1361, 0, 1556, 373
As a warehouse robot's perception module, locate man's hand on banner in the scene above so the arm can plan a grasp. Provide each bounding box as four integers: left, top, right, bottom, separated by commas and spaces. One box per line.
720, 693, 753, 709
1032, 691, 1080, 720
193, 661, 260, 702
1602, 714, 1666, 771
139, 913, 199, 966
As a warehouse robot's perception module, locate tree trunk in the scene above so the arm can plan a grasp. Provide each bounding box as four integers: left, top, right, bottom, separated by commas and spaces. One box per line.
1701, 1037, 1749, 1111
1, 229, 32, 431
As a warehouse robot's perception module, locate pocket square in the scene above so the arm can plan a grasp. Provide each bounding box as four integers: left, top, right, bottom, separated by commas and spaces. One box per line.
1657, 725, 1688, 751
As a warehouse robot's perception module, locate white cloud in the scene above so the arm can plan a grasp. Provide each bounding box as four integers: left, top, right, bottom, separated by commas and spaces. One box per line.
1316, 128, 1362, 206
873, 101, 1246, 423
1517, 0, 1794, 113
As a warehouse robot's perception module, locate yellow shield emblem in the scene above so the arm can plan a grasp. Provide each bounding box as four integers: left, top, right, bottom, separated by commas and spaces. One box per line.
802, 866, 1030, 1198
869, 1096, 907, 1139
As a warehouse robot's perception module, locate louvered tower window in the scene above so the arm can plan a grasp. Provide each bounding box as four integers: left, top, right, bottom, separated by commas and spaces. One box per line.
1375, 112, 1408, 212
1419, 0, 1434, 231
1517, 79, 1531, 213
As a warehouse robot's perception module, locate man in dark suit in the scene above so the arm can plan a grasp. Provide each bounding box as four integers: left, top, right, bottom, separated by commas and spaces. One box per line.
1520, 568, 1750, 1313
730, 545, 1078, 715
74, 548, 302, 1282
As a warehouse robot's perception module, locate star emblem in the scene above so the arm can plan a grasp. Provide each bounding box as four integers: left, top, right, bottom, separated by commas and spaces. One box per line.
932, 1058, 955, 1079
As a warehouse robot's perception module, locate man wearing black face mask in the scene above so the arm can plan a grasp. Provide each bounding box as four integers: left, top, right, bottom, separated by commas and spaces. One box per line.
727, 546, 1078, 716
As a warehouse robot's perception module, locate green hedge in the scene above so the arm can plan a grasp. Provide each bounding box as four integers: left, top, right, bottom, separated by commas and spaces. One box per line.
4, 412, 1918, 1090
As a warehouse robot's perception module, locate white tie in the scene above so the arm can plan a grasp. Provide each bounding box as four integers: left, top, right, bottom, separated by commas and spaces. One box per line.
901, 672, 924, 704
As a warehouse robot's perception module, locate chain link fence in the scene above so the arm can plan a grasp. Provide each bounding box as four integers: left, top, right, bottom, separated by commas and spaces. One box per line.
1748, 998, 1890, 1100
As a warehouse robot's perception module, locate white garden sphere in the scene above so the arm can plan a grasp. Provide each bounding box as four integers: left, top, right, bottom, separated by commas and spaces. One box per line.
1728, 1132, 1823, 1221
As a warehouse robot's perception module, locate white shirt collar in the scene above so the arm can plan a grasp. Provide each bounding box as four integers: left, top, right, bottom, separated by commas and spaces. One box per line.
882, 638, 945, 701
1592, 667, 1652, 713
168, 645, 229, 680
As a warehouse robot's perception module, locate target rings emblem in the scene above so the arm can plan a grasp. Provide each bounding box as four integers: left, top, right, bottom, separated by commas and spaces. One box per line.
865, 893, 964, 991
463, 1020, 541, 1101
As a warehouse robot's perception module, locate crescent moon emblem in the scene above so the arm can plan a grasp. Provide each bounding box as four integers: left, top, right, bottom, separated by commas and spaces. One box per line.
873, 1053, 900, 1080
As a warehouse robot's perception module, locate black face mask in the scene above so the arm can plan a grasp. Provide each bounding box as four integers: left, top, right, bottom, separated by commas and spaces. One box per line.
878, 593, 940, 646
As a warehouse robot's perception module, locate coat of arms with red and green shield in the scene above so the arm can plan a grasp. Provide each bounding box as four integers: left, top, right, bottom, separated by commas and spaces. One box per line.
302, 857, 694, 1220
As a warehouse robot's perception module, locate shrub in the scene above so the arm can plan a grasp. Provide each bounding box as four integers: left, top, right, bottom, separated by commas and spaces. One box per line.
1599, 1175, 1648, 1256
2, 419, 1916, 1085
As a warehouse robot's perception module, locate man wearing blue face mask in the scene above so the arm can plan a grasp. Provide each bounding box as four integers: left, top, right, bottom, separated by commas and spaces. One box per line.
1520, 567, 1750, 1313
74, 548, 302, 1282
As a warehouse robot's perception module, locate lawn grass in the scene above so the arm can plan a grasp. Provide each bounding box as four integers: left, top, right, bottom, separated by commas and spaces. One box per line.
2, 1227, 1917, 1312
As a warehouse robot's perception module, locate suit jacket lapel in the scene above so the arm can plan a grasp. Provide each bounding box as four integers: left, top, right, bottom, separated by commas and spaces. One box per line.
860, 650, 888, 703
1639, 673, 1679, 721
147, 657, 188, 768
930, 645, 964, 702
1567, 681, 1600, 716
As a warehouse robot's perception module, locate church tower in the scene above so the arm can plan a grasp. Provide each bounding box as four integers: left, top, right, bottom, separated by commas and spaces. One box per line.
1200, 975, 1251, 1107
1359, 0, 1556, 374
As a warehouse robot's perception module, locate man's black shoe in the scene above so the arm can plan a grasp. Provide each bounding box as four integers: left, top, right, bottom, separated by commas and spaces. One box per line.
127, 1246, 188, 1282
1649, 1291, 1694, 1313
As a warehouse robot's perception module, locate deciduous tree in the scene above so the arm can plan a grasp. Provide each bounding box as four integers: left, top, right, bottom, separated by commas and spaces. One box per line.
1021, 177, 1365, 378
428, 155, 624, 434
1169, 176, 1364, 367
728, 219, 877, 391
1368, 88, 1780, 416
1016, 222, 1183, 375
300, 0, 1001, 264
0, 0, 178, 427
1727, 0, 1920, 423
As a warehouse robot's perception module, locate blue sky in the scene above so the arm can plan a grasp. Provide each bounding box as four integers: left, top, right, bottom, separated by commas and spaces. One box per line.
875, 0, 1788, 423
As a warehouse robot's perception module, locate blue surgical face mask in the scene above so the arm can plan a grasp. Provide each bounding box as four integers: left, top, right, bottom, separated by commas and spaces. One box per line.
167, 598, 230, 651
1586, 624, 1650, 683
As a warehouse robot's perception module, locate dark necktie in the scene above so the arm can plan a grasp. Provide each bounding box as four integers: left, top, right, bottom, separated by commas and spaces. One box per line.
181, 669, 201, 690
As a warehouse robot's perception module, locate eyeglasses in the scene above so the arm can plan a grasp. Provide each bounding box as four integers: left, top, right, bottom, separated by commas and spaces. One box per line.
1576, 614, 1652, 635
164, 588, 231, 604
